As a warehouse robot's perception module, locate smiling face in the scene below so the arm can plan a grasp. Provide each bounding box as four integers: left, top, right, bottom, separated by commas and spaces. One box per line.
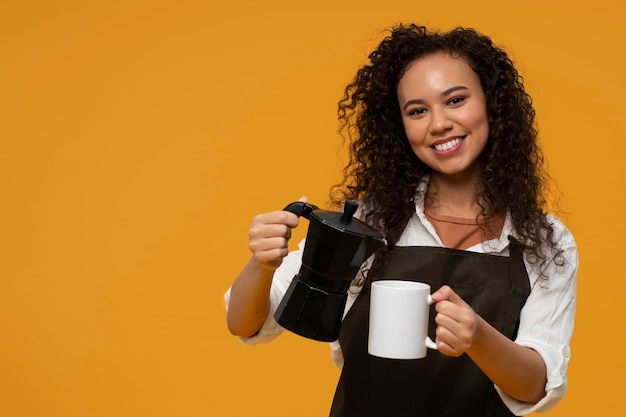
397, 53, 489, 181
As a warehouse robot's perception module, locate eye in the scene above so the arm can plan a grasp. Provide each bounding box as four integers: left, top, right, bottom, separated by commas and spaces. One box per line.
407, 107, 427, 117
447, 96, 466, 106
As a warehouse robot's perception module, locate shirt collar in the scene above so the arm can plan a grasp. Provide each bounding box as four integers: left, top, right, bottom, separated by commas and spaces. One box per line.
414, 177, 514, 252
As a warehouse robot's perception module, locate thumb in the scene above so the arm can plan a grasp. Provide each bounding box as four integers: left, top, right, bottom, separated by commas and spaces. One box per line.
298, 195, 308, 203
431, 285, 454, 302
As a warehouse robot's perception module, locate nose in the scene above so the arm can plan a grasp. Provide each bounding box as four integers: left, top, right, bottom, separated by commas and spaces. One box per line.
429, 108, 453, 134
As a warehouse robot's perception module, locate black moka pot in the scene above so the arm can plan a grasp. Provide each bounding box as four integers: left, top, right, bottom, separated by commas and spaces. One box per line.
274, 200, 387, 342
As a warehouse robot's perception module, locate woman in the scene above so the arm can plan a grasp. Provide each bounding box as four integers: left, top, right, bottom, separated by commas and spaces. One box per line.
225, 24, 578, 417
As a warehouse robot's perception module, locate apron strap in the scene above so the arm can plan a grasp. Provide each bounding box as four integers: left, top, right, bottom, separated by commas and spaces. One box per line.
504, 236, 531, 339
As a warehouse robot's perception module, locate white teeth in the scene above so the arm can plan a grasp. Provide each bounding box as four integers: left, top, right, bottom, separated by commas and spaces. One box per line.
434, 138, 462, 151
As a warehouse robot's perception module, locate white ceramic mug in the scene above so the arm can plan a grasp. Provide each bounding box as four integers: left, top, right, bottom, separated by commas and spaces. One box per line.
368, 280, 438, 359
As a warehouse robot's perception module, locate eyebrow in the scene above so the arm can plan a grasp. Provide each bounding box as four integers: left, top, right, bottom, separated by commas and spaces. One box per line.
402, 85, 469, 110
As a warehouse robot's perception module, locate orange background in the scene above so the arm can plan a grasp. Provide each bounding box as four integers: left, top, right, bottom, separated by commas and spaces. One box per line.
1, 0, 623, 416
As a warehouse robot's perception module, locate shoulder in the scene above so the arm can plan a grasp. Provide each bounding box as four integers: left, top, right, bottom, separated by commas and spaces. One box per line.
544, 214, 577, 251
526, 214, 578, 287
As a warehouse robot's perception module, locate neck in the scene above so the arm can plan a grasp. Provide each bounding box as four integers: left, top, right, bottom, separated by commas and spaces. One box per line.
426, 169, 486, 218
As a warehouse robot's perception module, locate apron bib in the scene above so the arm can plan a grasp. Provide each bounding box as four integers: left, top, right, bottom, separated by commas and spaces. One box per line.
329, 238, 530, 417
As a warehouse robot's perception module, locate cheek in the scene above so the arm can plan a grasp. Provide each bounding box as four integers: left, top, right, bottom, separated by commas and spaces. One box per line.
402, 121, 427, 144
474, 118, 490, 142
464, 107, 489, 136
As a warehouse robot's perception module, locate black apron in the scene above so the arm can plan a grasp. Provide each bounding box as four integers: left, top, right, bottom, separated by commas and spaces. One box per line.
329, 237, 531, 417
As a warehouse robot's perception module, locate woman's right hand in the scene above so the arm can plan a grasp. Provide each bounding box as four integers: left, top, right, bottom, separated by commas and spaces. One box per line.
227, 196, 308, 336
248, 196, 307, 270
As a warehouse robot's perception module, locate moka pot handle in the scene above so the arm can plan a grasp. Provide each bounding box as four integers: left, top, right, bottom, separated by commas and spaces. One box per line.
283, 201, 318, 219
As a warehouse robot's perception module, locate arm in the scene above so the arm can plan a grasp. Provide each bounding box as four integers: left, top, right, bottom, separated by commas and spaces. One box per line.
431, 286, 547, 403
431, 222, 578, 407
500, 234, 578, 413
226, 200, 305, 337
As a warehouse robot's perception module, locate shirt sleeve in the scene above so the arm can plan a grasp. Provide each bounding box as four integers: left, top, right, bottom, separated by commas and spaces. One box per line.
224, 240, 305, 345
495, 219, 578, 415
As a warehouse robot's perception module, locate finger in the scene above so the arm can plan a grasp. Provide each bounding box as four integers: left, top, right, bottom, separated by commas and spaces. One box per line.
434, 324, 468, 357
254, 247, 290, 267
435, 325, 457, 346
435, 311, 467, 339
249, 224, 292, 240
253, 211, 300, 229
249, 236, 289, 253
435, 306, 475, 348
434, 327, 460, 355
278, 210, 301, 228
435, 340, 462, 357
434, 299, 458, 319
435, 307, 463, 338
431, 285, 453, 302
436, 300, 475, 328
432, 286, 470, 311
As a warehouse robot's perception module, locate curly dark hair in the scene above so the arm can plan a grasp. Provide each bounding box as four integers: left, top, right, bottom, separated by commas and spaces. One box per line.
330, 23, 563, 280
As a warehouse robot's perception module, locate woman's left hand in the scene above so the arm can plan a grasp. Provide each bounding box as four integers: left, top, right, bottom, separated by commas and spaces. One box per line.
430, 285, 479, 357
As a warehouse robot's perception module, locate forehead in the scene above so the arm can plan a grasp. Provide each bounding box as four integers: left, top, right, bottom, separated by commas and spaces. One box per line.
399, 53, 481, 92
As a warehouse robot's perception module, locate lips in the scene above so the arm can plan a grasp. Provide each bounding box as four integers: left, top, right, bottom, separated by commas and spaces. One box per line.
432, 136, 465, 152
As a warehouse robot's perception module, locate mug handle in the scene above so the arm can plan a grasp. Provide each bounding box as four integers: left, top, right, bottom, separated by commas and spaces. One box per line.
426, 295, 438, 350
